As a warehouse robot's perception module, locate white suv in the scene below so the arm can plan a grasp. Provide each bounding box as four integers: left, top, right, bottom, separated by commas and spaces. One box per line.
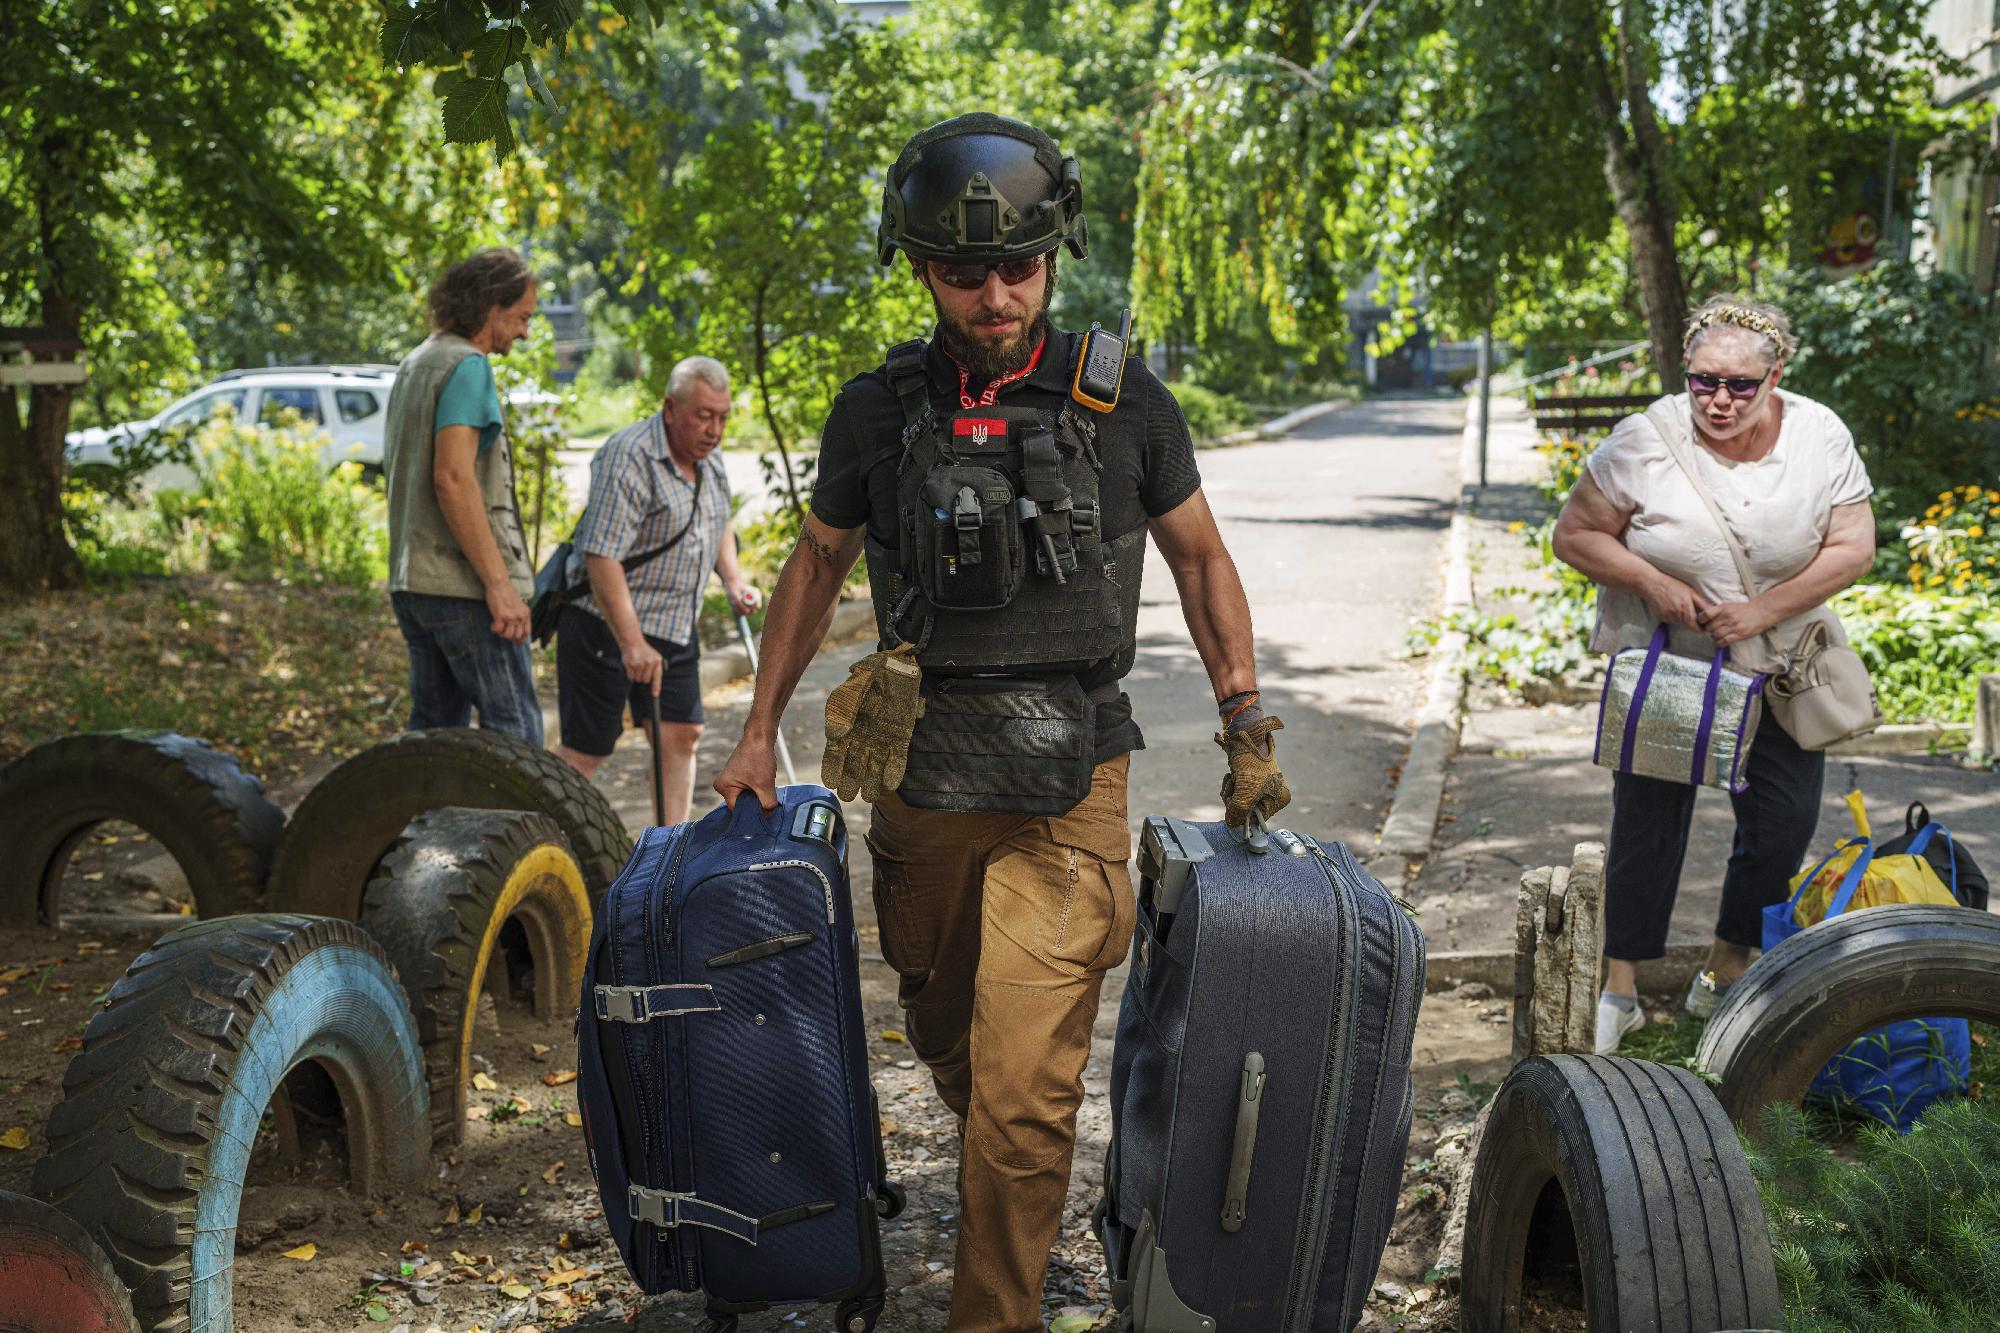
66, 365, 398, 489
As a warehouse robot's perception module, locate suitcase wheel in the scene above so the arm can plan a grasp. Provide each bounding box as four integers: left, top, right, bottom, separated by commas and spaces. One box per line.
836, 1296, 885, 1332
876, 1180, 907, 1221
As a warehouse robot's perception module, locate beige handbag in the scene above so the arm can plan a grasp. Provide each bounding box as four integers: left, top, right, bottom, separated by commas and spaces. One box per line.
1646, 402, 1882, 751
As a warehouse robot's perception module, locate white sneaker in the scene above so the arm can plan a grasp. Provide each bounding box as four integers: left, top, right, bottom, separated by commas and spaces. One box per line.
1594, 994, 1646, 1055
1682, 969, 1732, 1020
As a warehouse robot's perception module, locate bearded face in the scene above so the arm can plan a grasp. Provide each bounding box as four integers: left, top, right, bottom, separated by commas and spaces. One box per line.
922, 254, 1060, 381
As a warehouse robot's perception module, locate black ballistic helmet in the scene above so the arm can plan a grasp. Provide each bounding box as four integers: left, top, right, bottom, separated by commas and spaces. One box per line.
876, 113, 1088, 267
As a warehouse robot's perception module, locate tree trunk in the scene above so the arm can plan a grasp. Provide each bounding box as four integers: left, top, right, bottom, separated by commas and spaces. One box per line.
749, 279, 805, 524
0, 269, 85, 595
1583, 0, 1687, 392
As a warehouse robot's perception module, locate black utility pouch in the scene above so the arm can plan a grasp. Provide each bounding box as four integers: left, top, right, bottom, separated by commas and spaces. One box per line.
898, 674, 1096, 816
913, 467, 1023, 611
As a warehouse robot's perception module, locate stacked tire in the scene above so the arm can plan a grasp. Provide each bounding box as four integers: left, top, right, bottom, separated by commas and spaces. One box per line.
1697, 904, 2000, 1131
0, 731, 285, 926
33, 915, 430, 1332
357, 808, 593, 1142
1459, 1055, 1785, 1333
266, 727, 631, 919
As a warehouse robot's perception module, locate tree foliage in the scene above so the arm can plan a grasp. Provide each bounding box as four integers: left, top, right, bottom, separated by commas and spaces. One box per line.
1134, 0, 1970, 388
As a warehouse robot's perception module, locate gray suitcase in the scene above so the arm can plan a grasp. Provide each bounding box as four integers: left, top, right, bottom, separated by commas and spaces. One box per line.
1096, 816, 1425, 1332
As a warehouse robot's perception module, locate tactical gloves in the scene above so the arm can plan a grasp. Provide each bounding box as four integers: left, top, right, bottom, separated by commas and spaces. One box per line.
1215, 690, 1290, 828
822, 644, 926, 804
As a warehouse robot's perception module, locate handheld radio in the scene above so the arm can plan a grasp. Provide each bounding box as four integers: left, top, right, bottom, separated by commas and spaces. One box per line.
1071, 308, 1133, 414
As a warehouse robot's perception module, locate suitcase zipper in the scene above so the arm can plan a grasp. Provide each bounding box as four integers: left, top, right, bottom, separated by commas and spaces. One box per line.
1283, 842, 1363, 1332
1333, 840, 1420, 1320
747, 859, 838, 924
648, 828, 697, 1290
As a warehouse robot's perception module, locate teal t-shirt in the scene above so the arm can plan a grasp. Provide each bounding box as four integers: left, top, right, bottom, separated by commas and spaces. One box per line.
435, 353, 503, 453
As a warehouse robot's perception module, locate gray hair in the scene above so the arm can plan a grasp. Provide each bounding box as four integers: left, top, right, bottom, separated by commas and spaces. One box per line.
1683, 294, 1798, 366
666, 355, 731, 399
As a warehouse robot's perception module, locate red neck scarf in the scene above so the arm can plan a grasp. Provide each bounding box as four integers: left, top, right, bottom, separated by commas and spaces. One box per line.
946, 332, 1047, 410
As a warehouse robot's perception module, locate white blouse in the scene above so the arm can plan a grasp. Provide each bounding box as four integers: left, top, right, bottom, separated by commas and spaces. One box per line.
1583, 389, 1873, 666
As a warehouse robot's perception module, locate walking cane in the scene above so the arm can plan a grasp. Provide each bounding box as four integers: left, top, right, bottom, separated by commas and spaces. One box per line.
736, 611, 799, 787
647, 688, 666, 830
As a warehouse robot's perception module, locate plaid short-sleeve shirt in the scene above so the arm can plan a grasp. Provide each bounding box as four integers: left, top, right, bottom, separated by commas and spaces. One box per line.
567, 412, 732, 646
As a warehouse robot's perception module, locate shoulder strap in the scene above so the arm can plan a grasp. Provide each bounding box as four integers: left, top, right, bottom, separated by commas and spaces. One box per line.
1645, 399, 1761, 599
622, 460, 704, 576
885, 339, 931, 438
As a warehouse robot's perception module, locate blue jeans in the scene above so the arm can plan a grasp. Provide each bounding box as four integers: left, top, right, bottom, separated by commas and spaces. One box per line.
390, 590, 544, 745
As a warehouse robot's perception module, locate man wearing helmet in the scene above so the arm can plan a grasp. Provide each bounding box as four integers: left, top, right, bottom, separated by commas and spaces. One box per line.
715, 114, 1289, 1331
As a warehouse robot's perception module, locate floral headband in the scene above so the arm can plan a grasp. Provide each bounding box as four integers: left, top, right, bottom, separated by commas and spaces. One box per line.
1682, 304, 1785, 354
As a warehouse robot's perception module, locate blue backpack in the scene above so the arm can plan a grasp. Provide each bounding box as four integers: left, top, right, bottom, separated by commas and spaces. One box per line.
1764, 825, 1972, 1131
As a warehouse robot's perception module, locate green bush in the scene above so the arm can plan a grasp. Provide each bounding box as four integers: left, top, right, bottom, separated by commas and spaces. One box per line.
161, 418, 387, 588
1749, 1095, 2000, 1331
1834, 583, 2000, 724
1777, 262, 2000, 525
1171, 381, 1253, 443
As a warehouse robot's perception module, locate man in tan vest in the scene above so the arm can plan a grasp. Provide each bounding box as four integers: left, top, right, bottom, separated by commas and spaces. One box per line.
382, 248, 544, 743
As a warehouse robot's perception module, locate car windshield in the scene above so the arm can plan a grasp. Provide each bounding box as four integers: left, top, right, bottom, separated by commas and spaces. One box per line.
258, 386, 325, 427
160, 389, 246, 428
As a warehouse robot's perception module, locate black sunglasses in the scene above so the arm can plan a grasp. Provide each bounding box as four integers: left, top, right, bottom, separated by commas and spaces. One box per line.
926, 254, 1046, 291
1686, 369, 1771, 400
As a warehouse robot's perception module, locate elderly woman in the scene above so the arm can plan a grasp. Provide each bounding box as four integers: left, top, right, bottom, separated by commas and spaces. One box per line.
1551, 295, 1877, 1054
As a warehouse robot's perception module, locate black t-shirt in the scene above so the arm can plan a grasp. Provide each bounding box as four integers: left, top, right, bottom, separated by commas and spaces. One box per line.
810, 327, 1203, 760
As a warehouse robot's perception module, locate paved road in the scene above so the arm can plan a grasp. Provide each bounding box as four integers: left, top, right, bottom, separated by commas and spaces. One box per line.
572, 395, 1466, 1326
588, 395, 1467, 865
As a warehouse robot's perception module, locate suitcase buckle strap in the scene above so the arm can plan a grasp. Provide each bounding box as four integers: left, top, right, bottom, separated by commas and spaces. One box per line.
592, 983, 720, 1024
627, 1185, 761, 1245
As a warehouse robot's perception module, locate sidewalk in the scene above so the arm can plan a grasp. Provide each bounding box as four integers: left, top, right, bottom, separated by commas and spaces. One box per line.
1404, 395, 2000, 984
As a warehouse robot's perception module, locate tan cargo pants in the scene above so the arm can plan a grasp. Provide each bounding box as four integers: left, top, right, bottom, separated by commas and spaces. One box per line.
865, 754, 1137, 1333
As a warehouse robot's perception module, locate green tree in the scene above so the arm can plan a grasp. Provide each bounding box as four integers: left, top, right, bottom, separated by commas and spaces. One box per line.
1137, 0, 1963, 390
1, 2, 494, 591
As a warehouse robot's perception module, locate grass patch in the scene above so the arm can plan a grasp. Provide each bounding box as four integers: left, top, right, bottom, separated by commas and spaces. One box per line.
0, 575, 415, 784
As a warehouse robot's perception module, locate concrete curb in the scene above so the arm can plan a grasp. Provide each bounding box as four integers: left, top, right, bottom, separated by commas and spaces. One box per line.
1212, 397, 1355, 447
696, 597, 877, 695
1376, 404, 1480, 861
1425, 941, 1709, 996
1828, 721, 1973, 756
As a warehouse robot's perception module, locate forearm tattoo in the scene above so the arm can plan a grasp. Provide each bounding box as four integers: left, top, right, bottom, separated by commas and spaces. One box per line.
799, 528, 838, 569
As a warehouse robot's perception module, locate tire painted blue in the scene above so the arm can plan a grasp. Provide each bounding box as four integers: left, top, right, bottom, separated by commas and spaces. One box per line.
186, 942, 427, 1331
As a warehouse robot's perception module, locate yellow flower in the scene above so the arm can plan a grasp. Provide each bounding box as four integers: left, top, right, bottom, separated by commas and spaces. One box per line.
1943, 506, 1958, 518
1928, 574, 1947, 587
1943, 491, 1957, 502
1911, 566, 1926, 582
1970, 525, 1985, 538
1959, 560, 1976, 572
1987, 490, 1999, 503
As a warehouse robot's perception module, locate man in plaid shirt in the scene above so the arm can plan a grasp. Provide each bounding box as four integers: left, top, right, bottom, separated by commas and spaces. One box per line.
553, 356, 759, 823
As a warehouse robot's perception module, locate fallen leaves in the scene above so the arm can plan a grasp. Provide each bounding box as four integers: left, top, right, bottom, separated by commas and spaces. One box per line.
563, 1112, 582, 1128
466, 1203, 484, 1225
880, 1029, 907, 1043
530, 1042, 552, 1058
541, 1161, 563, 1185
0, 1127, 28, 1151
280, 1242, 317, 1262
542, 1069, 577, 1088
498, 1282, 532, 1299
542, 1266, 590, 1288
53, 1035, 82, 1053
471, 1071, 499, 1092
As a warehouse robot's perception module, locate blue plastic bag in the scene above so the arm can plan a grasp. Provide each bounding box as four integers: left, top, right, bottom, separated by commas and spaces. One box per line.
1763, 829, 1971, 1132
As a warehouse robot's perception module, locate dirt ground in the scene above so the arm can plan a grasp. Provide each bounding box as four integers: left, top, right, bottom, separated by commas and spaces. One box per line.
0, 839, 1524, 1333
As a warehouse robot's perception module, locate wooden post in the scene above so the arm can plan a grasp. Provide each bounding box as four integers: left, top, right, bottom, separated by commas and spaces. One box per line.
1510, 842, 1608, 1059
1974, 674, 2000, 761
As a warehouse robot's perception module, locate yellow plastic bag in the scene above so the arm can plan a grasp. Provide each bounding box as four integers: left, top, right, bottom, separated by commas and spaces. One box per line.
1789, 791, 1957, 928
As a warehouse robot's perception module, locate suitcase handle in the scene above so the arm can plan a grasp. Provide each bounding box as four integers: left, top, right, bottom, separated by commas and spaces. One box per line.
1220, 1051, 1265, 1233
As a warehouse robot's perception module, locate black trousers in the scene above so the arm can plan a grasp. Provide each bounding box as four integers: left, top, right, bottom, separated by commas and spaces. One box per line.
1604, 710, 1825, 961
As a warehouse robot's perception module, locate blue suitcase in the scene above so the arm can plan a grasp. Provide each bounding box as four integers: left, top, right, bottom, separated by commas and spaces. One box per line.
1096, 816, 1425, 1332
575, 787, 904, 1332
